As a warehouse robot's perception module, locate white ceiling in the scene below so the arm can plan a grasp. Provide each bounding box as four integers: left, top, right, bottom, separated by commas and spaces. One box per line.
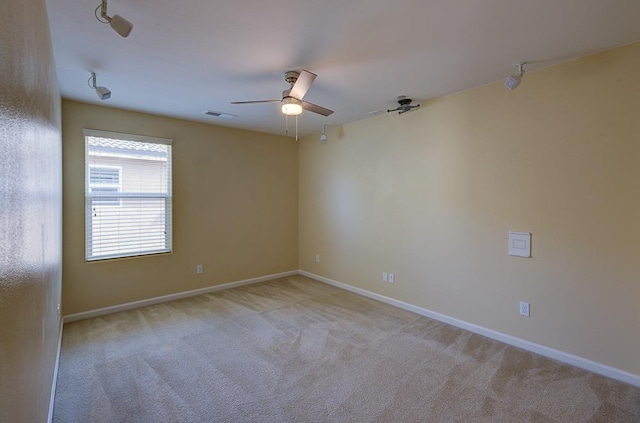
47, 0, 640, 137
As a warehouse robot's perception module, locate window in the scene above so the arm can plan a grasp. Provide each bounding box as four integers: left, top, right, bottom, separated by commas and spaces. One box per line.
84, 129, 172, 261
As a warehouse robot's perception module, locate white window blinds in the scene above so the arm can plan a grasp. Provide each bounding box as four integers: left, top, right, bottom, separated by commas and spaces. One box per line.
84, 129, 172, 261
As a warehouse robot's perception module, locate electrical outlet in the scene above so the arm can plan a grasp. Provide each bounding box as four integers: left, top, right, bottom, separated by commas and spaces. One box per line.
519, 301, 530, 316
315, 255, 320, 263
382, 272, 388, 282
388, 273, 395, 284
196, 264, 203, 274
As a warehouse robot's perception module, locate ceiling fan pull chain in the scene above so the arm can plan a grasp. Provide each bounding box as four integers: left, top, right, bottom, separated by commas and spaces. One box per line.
295, 115, 298, 141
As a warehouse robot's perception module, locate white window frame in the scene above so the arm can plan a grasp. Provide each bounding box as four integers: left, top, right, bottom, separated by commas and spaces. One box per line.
84, 129, 173, 261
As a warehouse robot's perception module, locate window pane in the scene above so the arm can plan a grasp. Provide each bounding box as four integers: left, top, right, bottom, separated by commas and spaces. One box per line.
88, 197, 170, 258
85, 132, 172, 261
89, 166, 121, 185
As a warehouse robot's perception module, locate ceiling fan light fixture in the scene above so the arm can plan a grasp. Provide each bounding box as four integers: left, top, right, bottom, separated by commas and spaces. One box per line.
282, 97, 302, 116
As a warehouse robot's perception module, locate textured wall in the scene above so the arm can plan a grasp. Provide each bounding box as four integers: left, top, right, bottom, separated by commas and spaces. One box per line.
62, 101, 298, 314
299, 42, 640, 377
0, 0, 62, 421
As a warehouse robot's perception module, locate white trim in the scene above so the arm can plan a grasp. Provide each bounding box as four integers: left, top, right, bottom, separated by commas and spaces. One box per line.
47, 320, 63, 423
299, 270, 640, 388
63, 270, 299, 323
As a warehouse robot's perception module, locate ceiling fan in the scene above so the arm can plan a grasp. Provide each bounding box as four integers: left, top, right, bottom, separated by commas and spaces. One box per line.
387, 96, 420, 114
231, 69, 334, 117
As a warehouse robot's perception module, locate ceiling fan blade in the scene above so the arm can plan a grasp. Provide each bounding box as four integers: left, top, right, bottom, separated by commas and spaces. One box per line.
230, 99, 281, 104
289, 70, 317, 100
301, 101, 334, 116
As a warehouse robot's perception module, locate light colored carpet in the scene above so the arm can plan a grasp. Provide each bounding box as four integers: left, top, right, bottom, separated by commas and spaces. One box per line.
53, 275, 639, 422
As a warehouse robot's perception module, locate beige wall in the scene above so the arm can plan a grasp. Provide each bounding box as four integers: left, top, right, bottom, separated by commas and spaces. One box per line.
299, 42, 640, 376
0, 0, 62, 421
62, 101, 299, 314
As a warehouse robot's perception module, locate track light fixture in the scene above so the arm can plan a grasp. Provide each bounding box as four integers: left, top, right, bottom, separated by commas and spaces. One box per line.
95, 0, 133, 37
88, 72, 111, 100
320, 124, 327, 142
505, 62, 527, 90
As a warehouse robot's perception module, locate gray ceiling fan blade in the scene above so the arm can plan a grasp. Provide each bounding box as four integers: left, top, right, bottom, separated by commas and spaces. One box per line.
289, 70, 317, 100
301, 101, 334, 116
230, 99, 281, 104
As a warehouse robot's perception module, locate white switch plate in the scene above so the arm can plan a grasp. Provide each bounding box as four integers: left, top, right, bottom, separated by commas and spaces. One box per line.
509, 232, 531, 258
382, 272, 388, 282
388, 273, 395, 284
196, 264, 203, 274
519, 301, 530, 316
315, 255, 320, 263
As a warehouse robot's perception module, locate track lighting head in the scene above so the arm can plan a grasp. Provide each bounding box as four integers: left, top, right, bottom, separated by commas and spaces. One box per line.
96, 0, 133, 37
95, 86, 112, 100
320, 124, 327, 142
88, 72, 111, 100
505, 62, 526, 90
504, 74, 521, 90
108, 14, 133, 37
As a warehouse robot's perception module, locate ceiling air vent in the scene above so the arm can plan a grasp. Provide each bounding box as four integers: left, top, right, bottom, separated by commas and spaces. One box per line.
203, 110, 238, 120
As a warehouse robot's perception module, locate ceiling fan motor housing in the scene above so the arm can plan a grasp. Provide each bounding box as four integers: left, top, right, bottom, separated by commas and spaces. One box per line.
284, 71, 300, 85
282, 89, 293, 99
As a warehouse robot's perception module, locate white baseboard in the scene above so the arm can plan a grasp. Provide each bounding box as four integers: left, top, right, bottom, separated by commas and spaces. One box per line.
63, 270, 299, 323
47, 319, 63, 423
299, 270, 640, 388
